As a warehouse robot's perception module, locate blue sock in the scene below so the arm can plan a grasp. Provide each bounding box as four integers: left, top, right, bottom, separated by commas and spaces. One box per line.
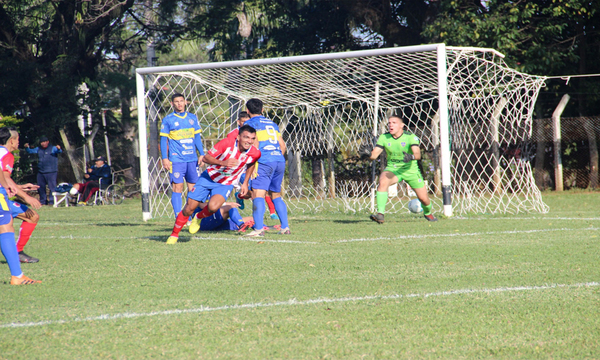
252, 197, 266, 230
0, 232, 22, 277
228, 208, 244, 227
171, 192, 182, 217
273, 197, 289, 229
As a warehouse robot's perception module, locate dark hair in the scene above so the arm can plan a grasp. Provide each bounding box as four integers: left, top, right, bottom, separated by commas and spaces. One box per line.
238, 111, 250, 120
171, 93, 185, 102
389, 114, 404, 123
0, 126, 17, 146
238, 125, 256, 135
246, 98, 263, 115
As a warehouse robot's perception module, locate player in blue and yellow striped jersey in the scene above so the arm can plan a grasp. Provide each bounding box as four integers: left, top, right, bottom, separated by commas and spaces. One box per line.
160, 93, 205, 217
243, 98, 290, 236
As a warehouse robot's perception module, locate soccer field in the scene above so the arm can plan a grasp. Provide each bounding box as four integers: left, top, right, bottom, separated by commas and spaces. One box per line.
1, 192, 599, 358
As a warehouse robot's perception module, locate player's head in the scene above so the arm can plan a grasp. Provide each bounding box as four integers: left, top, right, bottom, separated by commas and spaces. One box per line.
246, 98, 263, 116
0, 127, 18, 149
388, 115, 404, 135
170, 93, 186, 113
238, 125, 256, 151
238, 111, 250, 126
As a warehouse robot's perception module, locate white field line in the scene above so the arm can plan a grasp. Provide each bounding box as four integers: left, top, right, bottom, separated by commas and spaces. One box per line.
37, 226, 598, 244
1, 281, 597, 329
335, 226, 600, 243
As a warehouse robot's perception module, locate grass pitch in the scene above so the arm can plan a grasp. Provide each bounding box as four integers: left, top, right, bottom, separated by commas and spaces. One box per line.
1, 192, 599, 358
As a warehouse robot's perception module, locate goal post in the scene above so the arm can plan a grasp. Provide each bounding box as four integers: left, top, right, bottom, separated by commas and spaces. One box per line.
135, 43, 548, 220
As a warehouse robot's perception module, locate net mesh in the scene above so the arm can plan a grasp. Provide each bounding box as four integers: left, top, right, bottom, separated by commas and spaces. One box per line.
139, 46, 549, 218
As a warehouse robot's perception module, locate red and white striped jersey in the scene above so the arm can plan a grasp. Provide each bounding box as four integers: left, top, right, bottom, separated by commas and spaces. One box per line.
0, 146, 13, 174
206, 137, 261, 185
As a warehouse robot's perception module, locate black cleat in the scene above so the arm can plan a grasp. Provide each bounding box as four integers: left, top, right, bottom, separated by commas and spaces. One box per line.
370, 213, 385, 224
18, 251, 39, 263
424, 214, 438, 222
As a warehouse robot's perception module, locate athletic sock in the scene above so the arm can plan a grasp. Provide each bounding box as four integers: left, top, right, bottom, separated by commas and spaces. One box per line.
376, 191, 388, 214
170, 212, 189, 237
252, 197, 266, 230
272, 197, 289, 229
195, 206, 216, 220
0, 232, 22, 277
16, 222, 37, 252
228, 208, 245, 227
422, 202, 432, 216
171, 192, 182, 217
265, 196, 276, 215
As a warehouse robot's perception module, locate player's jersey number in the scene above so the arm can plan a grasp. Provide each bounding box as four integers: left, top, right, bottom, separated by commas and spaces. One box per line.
265, 126, 278, 144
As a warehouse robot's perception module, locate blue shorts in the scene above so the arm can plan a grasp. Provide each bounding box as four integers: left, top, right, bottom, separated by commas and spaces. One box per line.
9, 199, 26, 218
188, 172, 233, 203
170, 161, 200, 184
0, 191, 13, 225
252, 161, 285, 193
200, 210, 239, 231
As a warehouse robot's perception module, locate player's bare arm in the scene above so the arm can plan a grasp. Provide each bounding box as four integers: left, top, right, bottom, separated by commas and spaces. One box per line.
161, 158, 171, 171
4, 171, 41, 209
238, 162, 256, 198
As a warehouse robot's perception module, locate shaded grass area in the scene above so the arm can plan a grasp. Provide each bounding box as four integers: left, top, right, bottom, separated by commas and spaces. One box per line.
1, 193, 600, 358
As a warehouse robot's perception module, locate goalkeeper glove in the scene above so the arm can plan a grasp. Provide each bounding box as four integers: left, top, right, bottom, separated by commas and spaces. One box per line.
403, 152, 415, 162
358, 143, 372, 159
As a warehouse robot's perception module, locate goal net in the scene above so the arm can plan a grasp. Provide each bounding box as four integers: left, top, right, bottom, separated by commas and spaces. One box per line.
136, 44, 549, 220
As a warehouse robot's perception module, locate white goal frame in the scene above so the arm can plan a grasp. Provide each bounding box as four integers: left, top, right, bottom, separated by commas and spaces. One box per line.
136, 43, 548, 221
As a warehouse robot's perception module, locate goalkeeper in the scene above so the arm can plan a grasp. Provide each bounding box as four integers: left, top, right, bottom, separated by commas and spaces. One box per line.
359, 115, 438, 223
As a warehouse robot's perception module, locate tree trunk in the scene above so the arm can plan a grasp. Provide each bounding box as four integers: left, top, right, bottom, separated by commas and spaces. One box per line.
312, 158, 324, 198
59, 128, 83, 183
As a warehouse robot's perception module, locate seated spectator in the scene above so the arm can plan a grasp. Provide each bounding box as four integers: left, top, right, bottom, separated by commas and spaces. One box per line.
69, 156, 111, 204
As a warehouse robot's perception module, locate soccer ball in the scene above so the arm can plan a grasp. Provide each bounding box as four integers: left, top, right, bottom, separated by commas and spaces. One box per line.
408, 199, 423, 213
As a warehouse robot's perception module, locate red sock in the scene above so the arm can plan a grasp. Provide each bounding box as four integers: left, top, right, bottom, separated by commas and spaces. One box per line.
265, 196, 276, 215
17, 222, 37, 252
170, 212, 189, 237
195, 207, 213, 220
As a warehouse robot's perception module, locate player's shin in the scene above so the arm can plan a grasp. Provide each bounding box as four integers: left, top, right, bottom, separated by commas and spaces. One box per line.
272, 197, 289, 229
252, 197, 266, 230
16, 222, 36, 252
228, 208, 245, 227
0, 232, 22, 277
376, 191, 388, 214
170, 212, 189, 237
171, 192, 182, 217
422, 202, 432, 216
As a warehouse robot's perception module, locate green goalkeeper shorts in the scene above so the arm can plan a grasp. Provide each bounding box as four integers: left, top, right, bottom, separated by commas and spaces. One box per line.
384, 165, 426, 189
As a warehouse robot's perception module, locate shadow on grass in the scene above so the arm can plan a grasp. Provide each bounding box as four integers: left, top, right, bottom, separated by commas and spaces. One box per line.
146, 235, 193, 243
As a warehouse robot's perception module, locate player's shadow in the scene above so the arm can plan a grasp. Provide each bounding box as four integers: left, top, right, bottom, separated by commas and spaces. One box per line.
146, 236, 192, 243
332, 219, 368, 224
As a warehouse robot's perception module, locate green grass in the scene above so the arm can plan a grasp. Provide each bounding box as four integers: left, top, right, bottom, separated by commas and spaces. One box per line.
1, 192, 599, 359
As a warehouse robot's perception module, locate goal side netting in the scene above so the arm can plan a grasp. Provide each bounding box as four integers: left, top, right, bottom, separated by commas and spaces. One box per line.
135, 44, 549, 220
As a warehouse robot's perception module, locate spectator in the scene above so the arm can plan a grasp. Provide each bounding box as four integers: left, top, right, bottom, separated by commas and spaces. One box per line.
24, 136, 62, 205
69, 156, 111, 205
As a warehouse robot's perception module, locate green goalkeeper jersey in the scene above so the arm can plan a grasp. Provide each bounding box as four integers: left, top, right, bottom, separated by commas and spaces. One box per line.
376, 131, 420, 172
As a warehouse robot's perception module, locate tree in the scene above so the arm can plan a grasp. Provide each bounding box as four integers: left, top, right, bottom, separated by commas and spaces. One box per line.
0, 0, 136, 143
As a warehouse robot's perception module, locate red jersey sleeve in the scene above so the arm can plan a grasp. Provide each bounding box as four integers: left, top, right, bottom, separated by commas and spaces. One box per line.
208, 137, 232, 158
1, 152, 14, 174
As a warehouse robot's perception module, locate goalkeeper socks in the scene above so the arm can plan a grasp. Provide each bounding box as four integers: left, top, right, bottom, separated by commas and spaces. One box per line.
228, 208, 245, 227
171, 192, 182, 217
376, 191, 388, 214
252, 197, 266, 230
16, 221, 36, 252
422, 202, 432, 216
0, 232, 22, 277
171, 212, 188, 237
265, 196, 276, 215
272, 197, 289, 228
